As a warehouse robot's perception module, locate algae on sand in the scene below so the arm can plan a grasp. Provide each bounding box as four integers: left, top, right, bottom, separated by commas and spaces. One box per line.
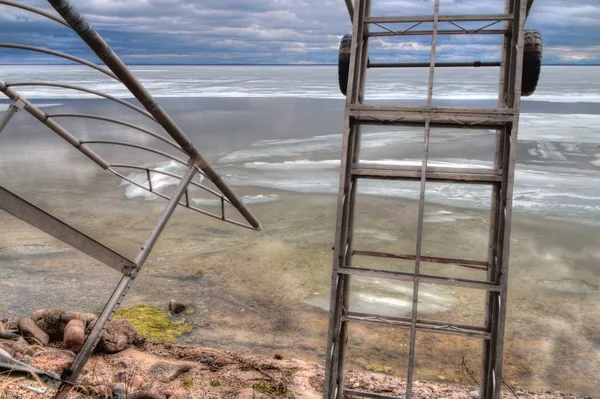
115, 304, 191, 343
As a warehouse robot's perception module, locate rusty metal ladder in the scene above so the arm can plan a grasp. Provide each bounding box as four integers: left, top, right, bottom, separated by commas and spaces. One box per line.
324, 0, 529, 398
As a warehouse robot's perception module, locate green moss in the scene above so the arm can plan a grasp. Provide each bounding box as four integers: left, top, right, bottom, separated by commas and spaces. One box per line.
114, 304, 191, 344
252, 380, 287, 396
210, 379, 221, 387
183, 378, 193, 388
194, 269, 205, 276
253, 380, 274, 394
365, 364, 392, 374
184, 306, 194, 314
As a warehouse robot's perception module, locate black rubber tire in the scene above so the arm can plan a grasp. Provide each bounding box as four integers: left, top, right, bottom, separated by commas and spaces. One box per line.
338, 34, 352, 96
521, 30, 543, 97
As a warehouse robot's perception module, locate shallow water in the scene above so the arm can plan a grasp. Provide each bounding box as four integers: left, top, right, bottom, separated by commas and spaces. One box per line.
1, 66, 599, 396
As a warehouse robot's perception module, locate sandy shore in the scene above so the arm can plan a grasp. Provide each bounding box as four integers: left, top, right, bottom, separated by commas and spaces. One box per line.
1, 189, 599, 397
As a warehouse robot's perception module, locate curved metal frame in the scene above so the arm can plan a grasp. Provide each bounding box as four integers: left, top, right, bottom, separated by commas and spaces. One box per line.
110, 164, 230, 202
79, 139, 207, 178
0, 0, 68, 27
5, 81, 156, 121
48, 113, 183, 154
0, 3, 262, 396
0, 44, 117, 80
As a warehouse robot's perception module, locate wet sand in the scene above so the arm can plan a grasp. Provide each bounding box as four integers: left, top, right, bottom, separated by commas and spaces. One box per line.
1, 188, 599, 396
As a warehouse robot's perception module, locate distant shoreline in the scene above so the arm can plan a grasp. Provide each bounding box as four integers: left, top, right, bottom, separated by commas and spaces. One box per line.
1, 63, 599, 67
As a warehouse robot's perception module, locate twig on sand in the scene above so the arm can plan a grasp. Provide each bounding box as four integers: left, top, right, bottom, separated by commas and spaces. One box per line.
460, 352, 479, 386
502, 378, 519, 399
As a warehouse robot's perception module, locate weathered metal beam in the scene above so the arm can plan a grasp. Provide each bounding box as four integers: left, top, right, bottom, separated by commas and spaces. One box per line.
348, 104, 514, 128
337, 266, 501, 291
343, 390, 402, 399
353, 250, 488, 271
352, 164, 502, 184
369, 29, 505, 37
343, 312, 490, 339
369, 61, 500, 68
0, 104, 18, 134
0, 186, 135, 275
365, 14, 512, 24
48, 0, 261, 231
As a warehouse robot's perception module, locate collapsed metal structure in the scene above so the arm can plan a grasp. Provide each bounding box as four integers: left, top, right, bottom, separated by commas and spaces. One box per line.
0, 1, 261, 397
324, 0, 538, 398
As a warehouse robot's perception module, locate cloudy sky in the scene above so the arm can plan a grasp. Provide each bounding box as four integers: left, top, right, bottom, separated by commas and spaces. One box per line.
0, 0, 598, 65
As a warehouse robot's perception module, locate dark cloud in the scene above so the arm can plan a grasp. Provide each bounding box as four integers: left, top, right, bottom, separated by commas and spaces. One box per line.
0, 0, 598, 64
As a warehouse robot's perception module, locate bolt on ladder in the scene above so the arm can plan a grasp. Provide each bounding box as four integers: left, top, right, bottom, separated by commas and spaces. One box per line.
324, 0, 530, 398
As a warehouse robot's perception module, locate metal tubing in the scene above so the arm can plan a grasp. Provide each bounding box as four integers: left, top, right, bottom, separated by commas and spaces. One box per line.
0, 186, 135, 275
81, 140, 204, 177
0, 104, 17, 133
111, 164, 225, 200
6, 82, 155, 120
55, 166, 198, 399
48, 0, 260, 230
344, 0, 353, 22
0, 44, 117, 80
48, 113, 184, 154
365, 14, 512, 24
109, 168, 253, 230
352, 250, 488, 271
369, 61, 500, 68
0, 83, 109, 169
337, 266, 501, 292
407, 3, 440, 395
369, 29, 505, 37
0, 0, 68, 27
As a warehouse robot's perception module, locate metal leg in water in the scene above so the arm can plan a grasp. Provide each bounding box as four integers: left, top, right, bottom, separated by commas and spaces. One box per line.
54, 166, 198, 399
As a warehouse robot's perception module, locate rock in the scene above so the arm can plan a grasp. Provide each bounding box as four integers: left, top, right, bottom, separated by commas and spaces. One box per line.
30, 348, 75, 372
32, 309, 96, 340
131, 375, 144, 389
92, 385, 111, 399
469, 390, 480, 398
95, 319, 137, 354
63, 319, 85, 352
169, 395, 192, 399
236, 388, 255, 399
148, 361, 195, 382
168, 300, 186, 315
18, 317, 50, 346
113, 382, 127, 399
352, 382, 360, 389
129, 387, 167, 399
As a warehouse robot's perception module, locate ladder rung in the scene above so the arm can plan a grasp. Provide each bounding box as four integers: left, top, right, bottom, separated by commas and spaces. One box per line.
353, 250, 488, 271
352, 164, 502, 184
343, 312, 490, 339
365, 14, 513, 24
337, 266, 501, 291
348, 104, 514, 129
369, 29, 506, 37
369, 61, 501, 68
343, 389, 402, 399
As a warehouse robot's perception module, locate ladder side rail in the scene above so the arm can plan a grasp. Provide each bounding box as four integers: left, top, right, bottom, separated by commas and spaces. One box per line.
482, 0, 514, 392
490, 0, 528, 397
335, 0, 372, 396
406, 1, 440, 397
323, 0, 368, 396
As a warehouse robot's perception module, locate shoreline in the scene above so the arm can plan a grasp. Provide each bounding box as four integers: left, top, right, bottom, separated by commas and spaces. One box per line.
1, 191, 599, 396
0, 309, 592, 399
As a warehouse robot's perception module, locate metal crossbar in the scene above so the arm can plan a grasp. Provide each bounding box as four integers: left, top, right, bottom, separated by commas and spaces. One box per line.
324, 0, 529, 398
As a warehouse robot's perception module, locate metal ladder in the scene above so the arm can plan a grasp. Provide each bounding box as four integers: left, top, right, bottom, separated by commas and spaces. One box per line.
324, 0, 528, 398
